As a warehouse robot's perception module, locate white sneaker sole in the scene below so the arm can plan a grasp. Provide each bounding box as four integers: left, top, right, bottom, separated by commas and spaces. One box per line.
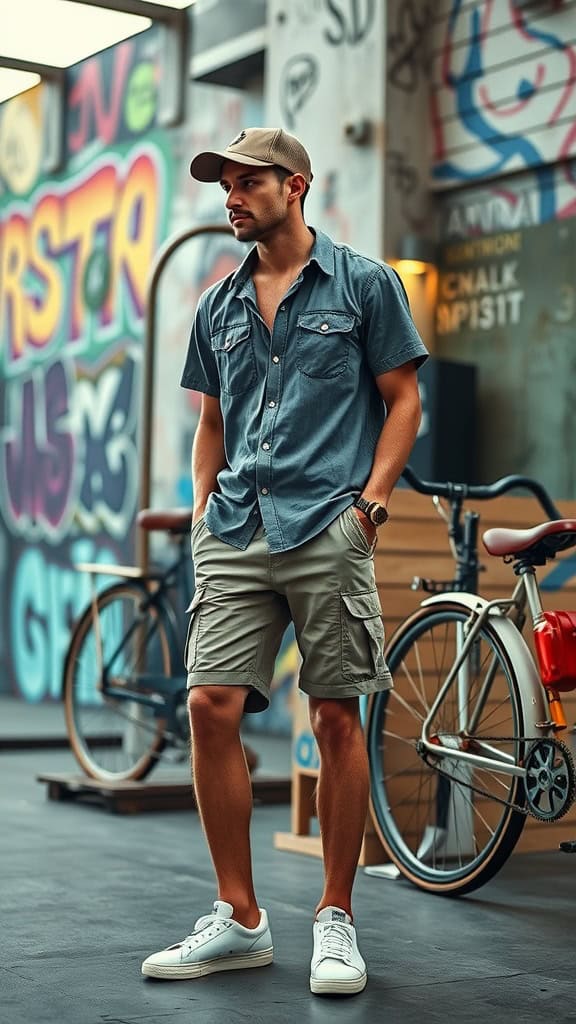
142, 947, 273, 980
310, 972, 367, 995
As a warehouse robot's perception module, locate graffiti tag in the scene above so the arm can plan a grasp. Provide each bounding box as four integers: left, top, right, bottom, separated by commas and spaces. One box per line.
280, 55, 319, 129
324, 0, 376, 47
388, 1, 433, 92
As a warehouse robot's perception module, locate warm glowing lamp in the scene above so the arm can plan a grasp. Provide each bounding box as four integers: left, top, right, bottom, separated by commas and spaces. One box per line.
396, 235, 436, 275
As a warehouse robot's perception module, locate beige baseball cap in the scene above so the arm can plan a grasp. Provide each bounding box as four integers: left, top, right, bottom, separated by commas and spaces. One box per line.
190, 127, 313, 184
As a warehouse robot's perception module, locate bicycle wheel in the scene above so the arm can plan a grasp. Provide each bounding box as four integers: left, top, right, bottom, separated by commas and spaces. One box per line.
367, 602, 527, 895
63, 581, 172, 781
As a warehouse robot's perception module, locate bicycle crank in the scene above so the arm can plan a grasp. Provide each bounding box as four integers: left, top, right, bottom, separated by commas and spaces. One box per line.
524, 739, 576, 822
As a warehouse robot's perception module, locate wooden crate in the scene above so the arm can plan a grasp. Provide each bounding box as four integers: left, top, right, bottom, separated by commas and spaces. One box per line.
274, 490, 576, 864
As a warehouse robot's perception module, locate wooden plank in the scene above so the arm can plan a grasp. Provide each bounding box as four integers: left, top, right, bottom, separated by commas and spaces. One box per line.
274, 824, 384, 866
274, 832, 322, 857
37, 772, 291, 813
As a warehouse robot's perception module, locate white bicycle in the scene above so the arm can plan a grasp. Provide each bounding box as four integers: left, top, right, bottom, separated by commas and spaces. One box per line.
367, 467, 576, 895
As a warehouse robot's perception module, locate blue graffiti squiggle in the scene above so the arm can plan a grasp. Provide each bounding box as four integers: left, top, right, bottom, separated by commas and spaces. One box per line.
434, 2, 562, 222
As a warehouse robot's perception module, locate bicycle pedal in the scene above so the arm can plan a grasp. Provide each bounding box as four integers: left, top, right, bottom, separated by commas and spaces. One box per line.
559, 840, 576, 853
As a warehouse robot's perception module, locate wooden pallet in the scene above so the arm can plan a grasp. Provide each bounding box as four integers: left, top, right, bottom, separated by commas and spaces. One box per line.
37, 772, 291, 815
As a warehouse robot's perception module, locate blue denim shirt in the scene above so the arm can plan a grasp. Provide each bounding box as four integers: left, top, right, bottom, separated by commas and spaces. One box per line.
181, 229, 428, 553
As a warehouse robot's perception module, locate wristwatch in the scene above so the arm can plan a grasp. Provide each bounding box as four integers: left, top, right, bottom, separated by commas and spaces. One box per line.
354, 497, 389, 526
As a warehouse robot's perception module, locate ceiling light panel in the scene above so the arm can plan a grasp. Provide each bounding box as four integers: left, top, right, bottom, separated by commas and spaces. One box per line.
0, 67, 41, 103
0, 0, 152, 69
136, 1, 194, 7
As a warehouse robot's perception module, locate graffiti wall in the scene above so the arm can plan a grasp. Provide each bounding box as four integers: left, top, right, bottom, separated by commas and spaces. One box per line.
430, 1, 576, 498
0, 28, 262, 702
266, 0, 386, 257
430, 0, 576, 209
0, 30, 170, 700
384, 0, 435, 256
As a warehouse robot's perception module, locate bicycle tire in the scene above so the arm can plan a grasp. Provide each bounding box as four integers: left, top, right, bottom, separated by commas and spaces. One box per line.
367, 601, 527, 895
63, 581, 172, 782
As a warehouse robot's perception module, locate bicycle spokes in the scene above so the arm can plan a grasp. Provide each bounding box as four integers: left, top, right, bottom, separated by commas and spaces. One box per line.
65, 584, 171, 781
368, 606, 527, 893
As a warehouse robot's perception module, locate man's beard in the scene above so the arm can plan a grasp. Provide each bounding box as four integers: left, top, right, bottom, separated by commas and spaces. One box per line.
233, 209, 284, 242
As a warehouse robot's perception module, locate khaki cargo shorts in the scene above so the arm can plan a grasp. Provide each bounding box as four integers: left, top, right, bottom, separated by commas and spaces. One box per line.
186, 506, 392, 713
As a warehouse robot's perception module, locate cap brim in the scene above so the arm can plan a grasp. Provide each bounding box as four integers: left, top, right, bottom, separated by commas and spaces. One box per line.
190, 149, 275, 182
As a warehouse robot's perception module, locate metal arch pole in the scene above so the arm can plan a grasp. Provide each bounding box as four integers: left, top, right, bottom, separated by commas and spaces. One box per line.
137, 223, 233, 570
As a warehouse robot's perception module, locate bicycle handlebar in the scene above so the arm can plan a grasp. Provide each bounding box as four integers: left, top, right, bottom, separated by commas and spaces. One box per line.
401, 465, 562, 521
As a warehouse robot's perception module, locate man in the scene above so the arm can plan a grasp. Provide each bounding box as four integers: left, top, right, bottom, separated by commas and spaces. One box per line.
142, 127, 428, 994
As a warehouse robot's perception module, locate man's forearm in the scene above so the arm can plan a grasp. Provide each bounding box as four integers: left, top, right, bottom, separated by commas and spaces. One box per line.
361, 394, 421, 508
191, 419, 227, 519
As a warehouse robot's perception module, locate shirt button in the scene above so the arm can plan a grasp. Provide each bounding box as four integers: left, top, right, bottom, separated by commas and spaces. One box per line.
261, 487, 269, 495
268, 400, 276, 408
320, 322, 329, 332
272, 355, 280, 363
280, 304, 286, 311
262, 442, 270, 451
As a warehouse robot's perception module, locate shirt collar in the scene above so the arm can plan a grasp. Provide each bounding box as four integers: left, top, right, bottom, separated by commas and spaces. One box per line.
228, 227, 335, 293
228, 244, 258, 291
307, 229, 335, 277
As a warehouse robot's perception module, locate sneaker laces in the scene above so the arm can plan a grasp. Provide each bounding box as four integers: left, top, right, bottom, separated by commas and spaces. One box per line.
318, 922, 353, 962
180, 912, 228, 953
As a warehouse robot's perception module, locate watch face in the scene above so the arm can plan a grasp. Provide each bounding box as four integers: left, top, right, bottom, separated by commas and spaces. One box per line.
371, 505, 388, 525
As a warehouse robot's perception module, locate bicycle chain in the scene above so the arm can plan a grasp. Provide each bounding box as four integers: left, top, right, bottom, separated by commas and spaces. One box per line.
421, 736, 575, 820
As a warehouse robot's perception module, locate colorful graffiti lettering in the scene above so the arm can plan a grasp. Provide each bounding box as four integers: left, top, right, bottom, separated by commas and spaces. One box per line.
0, 146, 164, 372
74, 355, 140, 539
11, 539, 119, 702
433, 0, 576, 220
68, 36, 159, 153
0, 360, 75, 541
0, 354, 139, 545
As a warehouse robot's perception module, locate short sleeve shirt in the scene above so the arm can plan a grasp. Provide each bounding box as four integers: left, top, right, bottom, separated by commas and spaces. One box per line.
181, 228, 428, 553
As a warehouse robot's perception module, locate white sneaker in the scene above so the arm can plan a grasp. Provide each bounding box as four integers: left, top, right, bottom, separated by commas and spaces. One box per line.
141, 900, 273, 980
310, 906, 367, 995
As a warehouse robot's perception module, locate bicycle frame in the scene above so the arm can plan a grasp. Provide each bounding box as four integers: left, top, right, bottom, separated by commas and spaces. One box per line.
77, 541, 190, 725
416, 587, 551, 781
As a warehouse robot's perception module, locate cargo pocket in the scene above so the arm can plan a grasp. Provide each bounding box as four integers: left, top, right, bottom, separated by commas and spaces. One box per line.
184, 586, 205, 671
341, 589, 386, 681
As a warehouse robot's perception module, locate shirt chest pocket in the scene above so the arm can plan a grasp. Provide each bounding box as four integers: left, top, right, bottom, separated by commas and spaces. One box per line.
211, 323, 257, 395
296, 312, 357, 379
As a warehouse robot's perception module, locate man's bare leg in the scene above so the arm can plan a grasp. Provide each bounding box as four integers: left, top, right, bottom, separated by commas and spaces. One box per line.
309, 696, 369, 917
188, 684, 260, 928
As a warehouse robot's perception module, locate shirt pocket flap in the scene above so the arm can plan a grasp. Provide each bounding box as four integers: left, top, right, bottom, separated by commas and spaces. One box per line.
341, 590, 382, 620
185, 585, 205, 614
211, 323, 251, 353
298, 312, 356, 334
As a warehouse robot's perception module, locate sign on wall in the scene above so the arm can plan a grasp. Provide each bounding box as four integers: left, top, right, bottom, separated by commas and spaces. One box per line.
436, 218, 576, 497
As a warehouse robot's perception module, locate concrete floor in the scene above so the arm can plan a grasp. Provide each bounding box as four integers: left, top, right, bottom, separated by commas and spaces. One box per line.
2, 728, 576, 1022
